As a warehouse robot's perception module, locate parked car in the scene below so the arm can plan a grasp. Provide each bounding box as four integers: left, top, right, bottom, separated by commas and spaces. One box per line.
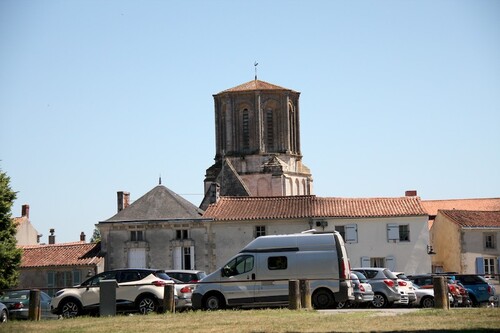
446, 274, 496, 307
393, 272, 417, 306
413, 284, 435, 308
164, 270, 207, 283
0, 302, 7, 323
407, 274, 463, 307
0, 290, 57, 320
170, 278, 194, 311
337, 271, 374, 308
351, 268, 402, 308
50, 268, 177, 317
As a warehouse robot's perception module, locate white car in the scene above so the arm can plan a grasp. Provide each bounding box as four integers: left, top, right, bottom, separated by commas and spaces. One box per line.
394, 272, 417, 305
50, 269, 177, 317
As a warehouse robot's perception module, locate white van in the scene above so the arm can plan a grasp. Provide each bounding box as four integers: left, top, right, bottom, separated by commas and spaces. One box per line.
192, 231, 353, 310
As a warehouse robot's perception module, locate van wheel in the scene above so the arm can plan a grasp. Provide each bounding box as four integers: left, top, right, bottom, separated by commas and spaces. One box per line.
312, 289, 335, 309
371, 293, 388, 308
137, 295, 158, 314
204, 293, 225, 310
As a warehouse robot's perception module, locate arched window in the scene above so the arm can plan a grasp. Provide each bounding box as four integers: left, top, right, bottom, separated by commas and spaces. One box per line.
242, 109, 249, 150
266, 109, 274, 148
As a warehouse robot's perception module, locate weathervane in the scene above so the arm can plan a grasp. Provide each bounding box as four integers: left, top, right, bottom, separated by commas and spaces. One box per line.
254, 61, 258, 80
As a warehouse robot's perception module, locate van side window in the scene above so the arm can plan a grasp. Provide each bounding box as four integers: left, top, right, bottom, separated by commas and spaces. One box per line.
268, 256, 287, 270
222, 255, 254, 277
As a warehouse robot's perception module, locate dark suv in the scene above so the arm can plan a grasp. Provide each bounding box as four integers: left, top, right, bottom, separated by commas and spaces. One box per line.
447, 274, 496, 306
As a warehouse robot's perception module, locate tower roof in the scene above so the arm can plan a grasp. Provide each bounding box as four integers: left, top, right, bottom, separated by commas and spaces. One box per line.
216, 79, 298, 94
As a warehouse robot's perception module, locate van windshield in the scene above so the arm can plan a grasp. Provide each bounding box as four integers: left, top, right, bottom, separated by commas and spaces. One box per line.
222, 255, 254, 277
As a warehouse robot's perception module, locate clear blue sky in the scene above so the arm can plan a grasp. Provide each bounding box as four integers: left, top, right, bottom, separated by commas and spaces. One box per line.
1, 1, 499, 243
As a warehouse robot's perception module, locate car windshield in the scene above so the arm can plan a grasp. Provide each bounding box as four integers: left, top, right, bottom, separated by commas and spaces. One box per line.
0, 290, 29, 301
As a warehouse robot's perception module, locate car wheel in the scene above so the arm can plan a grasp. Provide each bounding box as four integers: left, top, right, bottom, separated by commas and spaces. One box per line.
312, 289, 335, 309
204, 294, 225, 310
0, 309, 7, 323
371, 293, 388, 308
420, 296, 434, 308
336, 301, 350, 309
137, 295, 158, 314
60, 299, 82, 318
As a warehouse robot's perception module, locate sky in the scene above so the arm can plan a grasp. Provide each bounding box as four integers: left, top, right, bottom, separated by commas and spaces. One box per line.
1, 0, 499, 244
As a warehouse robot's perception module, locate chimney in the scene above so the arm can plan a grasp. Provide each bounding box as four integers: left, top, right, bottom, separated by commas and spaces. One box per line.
405, 190, 417, 197
209, 182, 220, 204
49, 228, 56, 244
21, 204, 30, 218
117, 191, 130, 212
80, 232, 86, 242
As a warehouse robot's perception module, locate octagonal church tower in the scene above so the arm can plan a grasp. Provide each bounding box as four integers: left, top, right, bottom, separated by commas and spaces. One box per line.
200, 79, 313, 209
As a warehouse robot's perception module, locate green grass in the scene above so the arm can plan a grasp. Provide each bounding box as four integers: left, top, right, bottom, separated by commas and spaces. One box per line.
2, 308, 500, 333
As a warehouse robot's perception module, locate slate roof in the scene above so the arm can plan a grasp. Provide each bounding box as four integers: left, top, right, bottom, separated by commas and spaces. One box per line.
421, 198, 500, 217
439, 210, 500, 228
203, 195, 427, 221
217, 79, 298, 94
104, 185, 204, 222
20, 242, 103, 268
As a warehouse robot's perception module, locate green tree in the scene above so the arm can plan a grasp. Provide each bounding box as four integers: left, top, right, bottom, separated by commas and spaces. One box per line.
90, 227, 101, 243
0, 169, 22, 289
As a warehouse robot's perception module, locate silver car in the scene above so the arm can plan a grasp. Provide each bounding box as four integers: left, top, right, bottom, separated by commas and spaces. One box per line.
351, 268, 401, 308
337, 271, 374, 308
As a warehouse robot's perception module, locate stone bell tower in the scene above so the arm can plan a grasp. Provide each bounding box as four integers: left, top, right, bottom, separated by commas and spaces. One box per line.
200, 78, 313, 209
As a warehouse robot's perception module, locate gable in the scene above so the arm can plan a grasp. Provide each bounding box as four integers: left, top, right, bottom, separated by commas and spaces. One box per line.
104, 185, 204, 222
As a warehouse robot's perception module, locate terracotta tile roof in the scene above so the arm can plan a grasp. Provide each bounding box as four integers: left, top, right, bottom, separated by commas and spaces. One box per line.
421, 198, 500, 216
203, 195, 427, 221
439, 210, 500, 228
217, 79, 297, 94
19, 242, 103, 268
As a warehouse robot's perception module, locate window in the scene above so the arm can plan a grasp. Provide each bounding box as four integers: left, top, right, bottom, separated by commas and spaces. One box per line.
484, 258, 496, 277
266, 109, 274, 147
268, 256, 287, 270
484, 233, 496, 249
176, 229, 189, 240
371, 258, 385, 268
242, 109, 249, 149
335, 226, 345, 241
131, 230, 144, 241
128, 248, 147, 268
255, 226, 266, 238
73, 270, 81, 286
222, 255, 254, 277
387, 223, 410, 242
399, 225, 410, 242
47, 272, 55, 296
173, 246, 195, 270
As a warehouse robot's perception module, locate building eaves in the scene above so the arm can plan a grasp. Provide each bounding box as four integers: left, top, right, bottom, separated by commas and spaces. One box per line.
19, 242, 103, 268
439, 210, 500, 228
203, 195, 427, 221
216, 79, 298, 95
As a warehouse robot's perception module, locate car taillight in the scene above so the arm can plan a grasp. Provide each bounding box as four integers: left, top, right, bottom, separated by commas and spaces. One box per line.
340, 259, 349, 280
152, 280, 167, 287
398, 280, 407, 287
359, 284, 365, 292
383, 279, 395, 288
180, 286, 192, 293
12, 302, 24, 310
